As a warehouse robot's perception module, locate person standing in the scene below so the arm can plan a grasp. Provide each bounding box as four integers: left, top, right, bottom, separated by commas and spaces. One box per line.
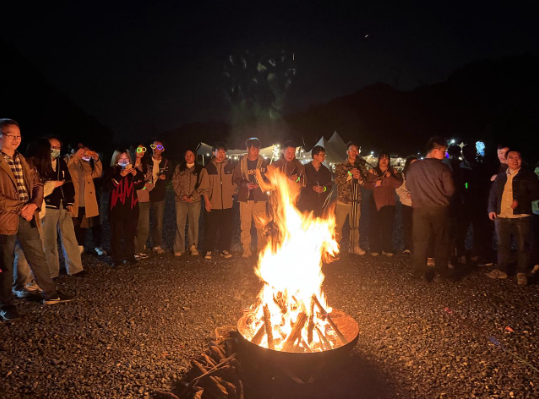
132, 143, 154, 260
406, 137, 455, 281
233, 138, 269, 258
203, 143, 236, 260
297, 145, 332, 217
486, 150, 539, 286
365, 151, 402, 257
334, 143, 368, 255
148, 140, 172, 255
106, 149, 145, 267
0, 119, 73, 320
396, 156, 417, 255
172, 149, 208, 257
269, 140, 305, 185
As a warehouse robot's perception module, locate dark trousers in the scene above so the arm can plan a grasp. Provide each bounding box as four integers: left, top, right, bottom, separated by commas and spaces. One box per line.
412, 206, 450, 276
402, 205, 413, 252
456, 204, 490, 258
495, 217, 531, 274
110, 217, 138, 263
204, 208, 233, 253
368, 202, 395, 253
73, 207, 103, 248
0, 217, 57, 307
530, 214, 539, 266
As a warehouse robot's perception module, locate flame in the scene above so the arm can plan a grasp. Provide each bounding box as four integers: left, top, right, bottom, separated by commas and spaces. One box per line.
245, 167, 340, 352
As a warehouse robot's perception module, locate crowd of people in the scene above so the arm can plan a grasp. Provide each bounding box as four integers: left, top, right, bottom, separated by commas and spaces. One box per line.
1, 117, 539, 321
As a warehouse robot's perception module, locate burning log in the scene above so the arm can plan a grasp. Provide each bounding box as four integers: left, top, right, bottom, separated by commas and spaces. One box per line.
307, 298, 315, 344
282, 312, 307, 352
251, 323, 265, 345
273, 292, 287, 314
315, 326, 331, 351
263, 304, 275, 350
312, 295, 348, 345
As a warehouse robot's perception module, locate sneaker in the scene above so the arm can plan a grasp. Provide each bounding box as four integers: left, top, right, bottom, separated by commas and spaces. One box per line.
427, 258, 435, 267
0, 306, 19, 321
78, 245, 85, 255
220, 250, 233, 259
403, 249, 412, 255
382, 251, 393, 257
486, 269, 508, 279
95, 247, 107, 256
134, 253, 149, 260
517, 273, 528, 286
370, 252, 379, 257
353, 246, 366, 255
174, 252, 183, 257
204, 251, 212, 260
12, 288, 32, 298
190, 245, 199, 256
43, 292, 75, 305
26, 280, 42, 292
152, 246, 165, 255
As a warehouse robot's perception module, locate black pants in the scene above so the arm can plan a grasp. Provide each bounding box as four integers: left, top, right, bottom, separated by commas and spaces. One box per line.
110, 217, 138, 264
413, 206, 450, 276
456, 204, 488, 258
204, 208, 233, 253
73, 207, 103, 248
530, 214, 539, 266
495, 217, 531, 274
402, 205, 413, 252
368, 202, 395, 253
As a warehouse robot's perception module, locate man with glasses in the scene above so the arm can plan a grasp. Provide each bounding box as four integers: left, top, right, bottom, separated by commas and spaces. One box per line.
298, 145, 332, 217
406, 137, 455, 282
0, 119, 74, 320
148, 140, 172, 255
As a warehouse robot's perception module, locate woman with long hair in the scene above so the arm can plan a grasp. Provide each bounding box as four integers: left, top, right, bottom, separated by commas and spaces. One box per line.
131, 143, 154, 259
365, 151, 403, 256
106, 149, 144, 266
396, 156, 418, 255
172, 149, 208, 256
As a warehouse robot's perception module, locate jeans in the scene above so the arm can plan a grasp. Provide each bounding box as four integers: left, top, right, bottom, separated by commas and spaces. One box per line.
335, 202, 361, 250
174, 201, 201, 253
135, 202, 150, 254
495, 216, 532, 274
204, 208, 233, 253
1, 217, 57, 307
151, 200, 165, 247
110, 217, 138, 264
412, 206, 450, 276
368, 202, 395, 253
239, 201, 267, 253
402, 205, 413, 252
42, 206, 83, 278
13, 242, 33, 290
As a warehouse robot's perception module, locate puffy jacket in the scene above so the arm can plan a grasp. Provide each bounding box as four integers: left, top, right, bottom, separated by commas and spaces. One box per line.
204, 159, 236, 210
488, 168, 539, 216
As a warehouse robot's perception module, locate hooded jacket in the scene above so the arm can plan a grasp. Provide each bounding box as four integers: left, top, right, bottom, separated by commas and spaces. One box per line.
204, 158, 236, 210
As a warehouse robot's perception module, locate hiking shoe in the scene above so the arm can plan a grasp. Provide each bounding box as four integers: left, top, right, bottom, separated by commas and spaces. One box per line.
134, 253, 149, 260
517, 273, 528, 286
382, 251, 393, 257
95, 247, 107, 256
486, 269, 508, 279
152, 246, 165, 255
0, 306, 19, 321
427, 258, 435, 267
220, 250, 232, 259
353, 246, 366, 255
403, 249, 412, 255
204, 251, 212, 260
190, 245, 199, 256
370, 252, 379, 257
43, 292, 75, 305
174, 252, 183, 257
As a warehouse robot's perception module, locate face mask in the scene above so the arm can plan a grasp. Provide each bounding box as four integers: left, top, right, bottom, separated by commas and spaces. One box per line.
118, 161, 129, 168
51, 149, 61, 159
82, 156, 91, 162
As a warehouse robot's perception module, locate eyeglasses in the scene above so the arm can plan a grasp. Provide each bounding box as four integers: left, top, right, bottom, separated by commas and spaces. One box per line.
3, 134, 22, 140
136, 147, 147, 153
150, 144, 164, 151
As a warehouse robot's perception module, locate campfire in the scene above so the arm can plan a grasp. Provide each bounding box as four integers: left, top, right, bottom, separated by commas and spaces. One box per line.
238, 168, 358, 354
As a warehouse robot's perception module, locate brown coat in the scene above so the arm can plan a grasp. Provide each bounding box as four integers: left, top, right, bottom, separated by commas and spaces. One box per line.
0, 152, 44, 235
67, 155, 103, 218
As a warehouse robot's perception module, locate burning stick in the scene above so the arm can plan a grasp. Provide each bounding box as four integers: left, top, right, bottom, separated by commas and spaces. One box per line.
312, 295, 348, 345
263, 304, 275, 350
315, 326, 331, 351
282, 312, 307, 352
251, 322, 265, 345
273, 292, 287, 314
307, 298, 315, 344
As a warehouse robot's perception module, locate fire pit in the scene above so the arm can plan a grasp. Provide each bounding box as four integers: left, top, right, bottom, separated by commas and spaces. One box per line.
236, 168, 360, 384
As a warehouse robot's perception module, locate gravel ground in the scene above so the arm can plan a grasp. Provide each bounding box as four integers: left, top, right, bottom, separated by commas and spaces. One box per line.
1, 191, 539, 399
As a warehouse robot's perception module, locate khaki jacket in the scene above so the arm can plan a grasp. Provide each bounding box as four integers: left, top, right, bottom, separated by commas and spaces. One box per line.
0, 152, 44, 235
67, 155, 103, 218
203, 159, 236, 210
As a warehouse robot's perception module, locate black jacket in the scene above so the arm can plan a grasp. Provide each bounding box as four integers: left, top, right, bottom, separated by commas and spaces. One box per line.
488, 169, 539, 215
44, 157, 75, 209
148, 157, 173, 202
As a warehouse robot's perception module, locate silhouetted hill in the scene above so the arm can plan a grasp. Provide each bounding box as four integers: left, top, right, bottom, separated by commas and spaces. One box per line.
0, 39, 112, 153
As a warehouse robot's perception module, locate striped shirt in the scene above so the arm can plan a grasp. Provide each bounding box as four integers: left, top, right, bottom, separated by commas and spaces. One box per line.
2, 152, 29, 203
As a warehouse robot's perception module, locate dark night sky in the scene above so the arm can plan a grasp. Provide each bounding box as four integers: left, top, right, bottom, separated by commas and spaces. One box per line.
2, 0, 538, 141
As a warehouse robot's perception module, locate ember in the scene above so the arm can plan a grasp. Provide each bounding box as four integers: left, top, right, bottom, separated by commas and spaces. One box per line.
239, 168, 356, 353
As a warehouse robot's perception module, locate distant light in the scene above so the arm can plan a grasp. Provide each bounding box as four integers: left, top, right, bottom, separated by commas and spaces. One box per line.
417, 152, 420, 155
421, 157, 424, 160
450, 139, 456, 144
476, 141, 485, 157
364, 34, 369, 38
370, 151, 374, 155
206, 153, 210, 156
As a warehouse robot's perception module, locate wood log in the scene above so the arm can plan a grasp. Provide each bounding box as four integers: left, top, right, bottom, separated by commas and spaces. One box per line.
210, 345, 227, 362
263, 304, 275, 350
273, 292, 287, 314
251, 323, 266, 345
282, 312, 307, 352
193, 389, 204, 399
312, 295, 347, 345
203, 353, 217, 368
300, 338, 313, 353
152, 390, 180, 399
200, 376, 229, 399
215, 376, 237, 398
238, 379, 244, 399
315, 326, 331, 351
307, 298, 315, 344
